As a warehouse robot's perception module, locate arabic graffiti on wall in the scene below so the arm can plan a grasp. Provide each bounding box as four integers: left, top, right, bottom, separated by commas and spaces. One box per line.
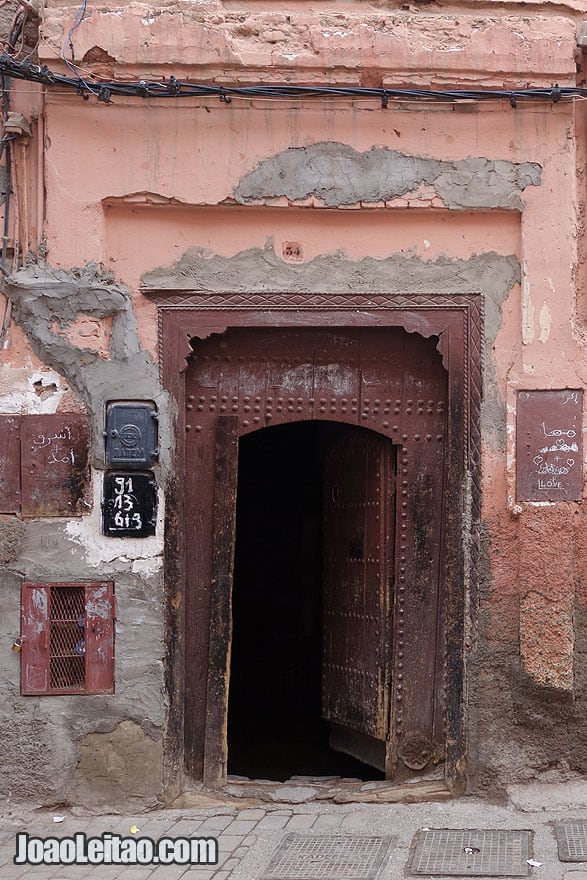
516, 389, 583, 502
20, 414, 92, 516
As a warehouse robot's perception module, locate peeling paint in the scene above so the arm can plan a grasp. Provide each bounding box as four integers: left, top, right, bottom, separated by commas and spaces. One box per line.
539, 302, 552, 343
521, 260, 535, 345
4, 261, 172, 474
131, 556, 163, 578
86, 586, 110, 619
64, 472, 165, 568
234, 143, 541, 210
0, 256, 167, 807
31, 587, 47, 616
0, 367, 67, 414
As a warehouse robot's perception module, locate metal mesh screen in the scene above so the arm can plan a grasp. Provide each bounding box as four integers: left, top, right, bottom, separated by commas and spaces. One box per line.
261, 835, 392, 880
556, 821, 587, 861
49, 586, 85, 690
408, 829, 531, 877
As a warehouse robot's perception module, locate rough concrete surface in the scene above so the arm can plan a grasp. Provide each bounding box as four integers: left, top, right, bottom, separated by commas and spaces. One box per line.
142, 242, 519, 299
0, 0, 579, 830
0, 260, 169, 808
235, 143, 542, 210
0, 569, 78, 804
2, 783, 587, 880
72, 721, 163, 807
472, 503, 587, 792
0, 518, 26, 564
0, 573, 75, 804
471, 520, 587, 796
40, 5, 579, 86
6, 261, 172, 472
0, 538, 165, 805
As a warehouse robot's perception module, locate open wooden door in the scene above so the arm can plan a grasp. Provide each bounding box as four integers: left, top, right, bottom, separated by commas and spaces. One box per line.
322, 429, 396, 773
185, 326, 452, 786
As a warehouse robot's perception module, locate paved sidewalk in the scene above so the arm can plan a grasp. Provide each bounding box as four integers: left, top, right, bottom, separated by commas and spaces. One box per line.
2, 781, 587, 879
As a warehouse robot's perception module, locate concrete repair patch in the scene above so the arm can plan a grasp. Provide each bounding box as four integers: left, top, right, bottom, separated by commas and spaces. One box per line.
261, 834, 393, 880
234, 143, 541, 210
408, 829, 532, 876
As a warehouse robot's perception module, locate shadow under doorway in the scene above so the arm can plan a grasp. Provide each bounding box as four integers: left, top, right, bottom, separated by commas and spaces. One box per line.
227, 420, 386, 783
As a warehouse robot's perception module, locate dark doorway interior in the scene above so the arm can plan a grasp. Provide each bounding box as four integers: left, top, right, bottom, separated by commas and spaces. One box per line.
227, 420, 385, 782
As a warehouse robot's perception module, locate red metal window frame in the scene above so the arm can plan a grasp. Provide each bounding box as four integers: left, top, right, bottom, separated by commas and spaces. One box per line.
21, 581, 115, 695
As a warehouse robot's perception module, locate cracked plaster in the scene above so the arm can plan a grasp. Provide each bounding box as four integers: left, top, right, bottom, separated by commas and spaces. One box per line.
4, 261, 172, 473
0, 260, 168, 806
40, 5, 578, 85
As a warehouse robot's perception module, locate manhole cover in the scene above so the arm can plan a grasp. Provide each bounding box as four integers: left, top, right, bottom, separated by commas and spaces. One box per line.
261, 833, 393, 880
408, 829, 532, 876
556, 821, 587, 861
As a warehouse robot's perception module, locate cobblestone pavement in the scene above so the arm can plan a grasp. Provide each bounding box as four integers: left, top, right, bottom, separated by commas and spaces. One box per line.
2, 782, 587, 879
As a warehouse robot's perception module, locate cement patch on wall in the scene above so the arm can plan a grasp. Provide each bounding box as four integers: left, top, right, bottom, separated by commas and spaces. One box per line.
71, 721, 163, 808
4, 261, 172, 473
1, 516, 165, 805
143, 244, 519, 449
0, 260, 169, 807
0, 570, 79, 804
234, 143, 541, 210
0, 518, 26, 564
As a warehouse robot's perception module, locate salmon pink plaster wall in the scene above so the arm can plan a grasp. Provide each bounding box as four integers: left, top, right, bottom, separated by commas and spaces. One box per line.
1, 0, 587, 802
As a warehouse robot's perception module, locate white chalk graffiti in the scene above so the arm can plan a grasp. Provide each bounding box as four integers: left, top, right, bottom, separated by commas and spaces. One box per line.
539, 441, 579, 453
542, 421, 576, 438
533, 455, 575, 476
31, 427, 72, 449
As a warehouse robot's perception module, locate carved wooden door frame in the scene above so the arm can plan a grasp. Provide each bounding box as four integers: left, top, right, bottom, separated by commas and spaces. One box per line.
152, 291, 483, 797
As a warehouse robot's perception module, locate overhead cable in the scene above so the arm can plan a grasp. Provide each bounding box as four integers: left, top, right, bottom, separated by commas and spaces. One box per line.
0, 53, 583, 106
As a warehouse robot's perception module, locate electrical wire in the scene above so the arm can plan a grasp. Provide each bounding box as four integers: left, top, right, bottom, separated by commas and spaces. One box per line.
6, 8, 25, 57
60, 0, 98, 98
0, 53, 580, 106
0, 7, 27, 344
0, 67, 12, 342
62, 0, 86, 70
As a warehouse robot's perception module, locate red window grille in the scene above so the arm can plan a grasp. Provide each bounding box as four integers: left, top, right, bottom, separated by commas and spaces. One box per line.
21, 582, 115, 695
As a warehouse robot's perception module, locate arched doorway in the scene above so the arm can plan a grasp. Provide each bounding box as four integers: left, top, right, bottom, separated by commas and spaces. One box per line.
183, 325, 449, 786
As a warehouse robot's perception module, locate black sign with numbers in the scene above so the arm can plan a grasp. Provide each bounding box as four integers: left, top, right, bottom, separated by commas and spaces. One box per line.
102, 472, 157, 537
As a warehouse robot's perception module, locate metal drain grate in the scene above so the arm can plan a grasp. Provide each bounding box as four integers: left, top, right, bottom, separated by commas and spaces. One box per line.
408, 829, 532, 877
556, 821, 587, 861
261, 834, 393, 880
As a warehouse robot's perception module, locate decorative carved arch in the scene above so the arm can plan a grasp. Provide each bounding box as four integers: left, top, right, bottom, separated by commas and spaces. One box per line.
152, 291, 483, 798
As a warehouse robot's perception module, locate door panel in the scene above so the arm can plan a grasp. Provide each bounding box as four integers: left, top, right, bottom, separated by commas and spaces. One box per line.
185, 327, 448, 784
322, 430, 395, 771
203, 415, 239, 787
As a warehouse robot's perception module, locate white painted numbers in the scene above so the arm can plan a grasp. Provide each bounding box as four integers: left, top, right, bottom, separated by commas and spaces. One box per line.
111, 476, 143, 530
102, 472, 157, 537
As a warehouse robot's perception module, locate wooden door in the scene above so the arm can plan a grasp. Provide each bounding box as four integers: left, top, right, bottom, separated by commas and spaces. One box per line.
322, 430, 395, 772
184, 326, 448, 784
203, 416, 239, 787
